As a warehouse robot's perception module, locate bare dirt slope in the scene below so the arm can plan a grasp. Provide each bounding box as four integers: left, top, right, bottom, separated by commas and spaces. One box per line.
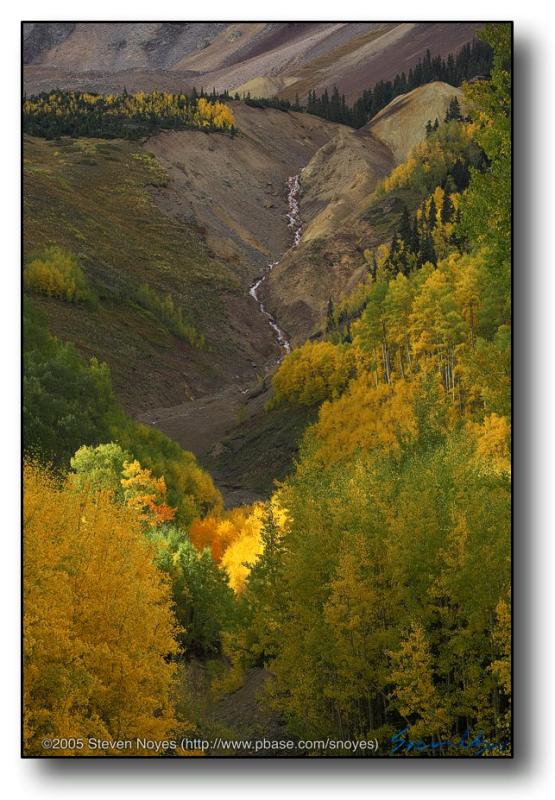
23, 22, 228, 70
299, 128, 394, 244
145, 103, 343, 267
363, 81, 464, 164
258, 128, 393, 342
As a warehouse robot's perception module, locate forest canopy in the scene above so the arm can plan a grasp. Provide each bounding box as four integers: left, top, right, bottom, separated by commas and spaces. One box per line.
23, 90, 236, 139
219, 23, 512, 752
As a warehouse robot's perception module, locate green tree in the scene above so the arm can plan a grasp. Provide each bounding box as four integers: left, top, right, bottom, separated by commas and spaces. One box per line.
70, 442, 129, 499
459, 23, 511, 281
24, 303, 121, 468
444, 96, 462, 122
153, 526, 236, 656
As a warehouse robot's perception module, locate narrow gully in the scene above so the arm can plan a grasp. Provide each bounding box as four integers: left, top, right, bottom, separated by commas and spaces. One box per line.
248, 174, 302, 362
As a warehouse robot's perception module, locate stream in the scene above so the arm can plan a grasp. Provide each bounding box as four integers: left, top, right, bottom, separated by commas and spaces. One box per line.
248, 174, 302, 361
140, 175, 303, 502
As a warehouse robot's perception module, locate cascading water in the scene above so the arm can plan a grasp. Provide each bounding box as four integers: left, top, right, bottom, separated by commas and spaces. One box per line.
248, 174, 302, 361
286, 174, 302, 246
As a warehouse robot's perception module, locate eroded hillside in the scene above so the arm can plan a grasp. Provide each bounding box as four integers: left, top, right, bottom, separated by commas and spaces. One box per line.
23, 81, 465, 500
363, 81, 464, 164
261, 81, 464, 341
145, 103, 342, 266
23, 105, 340, 417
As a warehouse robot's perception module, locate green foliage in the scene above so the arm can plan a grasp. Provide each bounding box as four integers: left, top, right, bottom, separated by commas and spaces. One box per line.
233, 427, 510, 745
22, 25, 512, 754
70, 442, 129, 499
379, 120, 484, 199
23, 136, 236, 411
459, 23, 512, 283
444, 96, 463, 123
152, 526, 236, 656
117, 422, 223, 526
306, 38, 493, 128
244, 94, 301, 112
23, 301, 123, 467
135, 283, 205, 348
24, 245, 97, 306
24, 301, 222, 525
227, 25, 512, 752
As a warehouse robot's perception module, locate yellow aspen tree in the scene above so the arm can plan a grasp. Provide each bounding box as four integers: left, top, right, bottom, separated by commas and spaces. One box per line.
23, 463, 181, 755
388, 623, 449, 739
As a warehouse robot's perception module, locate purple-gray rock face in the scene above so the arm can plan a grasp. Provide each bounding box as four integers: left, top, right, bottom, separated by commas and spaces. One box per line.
23, 22, 482, 101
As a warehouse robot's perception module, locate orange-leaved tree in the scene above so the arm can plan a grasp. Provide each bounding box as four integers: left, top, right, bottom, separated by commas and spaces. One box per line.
120, 458, 176, 526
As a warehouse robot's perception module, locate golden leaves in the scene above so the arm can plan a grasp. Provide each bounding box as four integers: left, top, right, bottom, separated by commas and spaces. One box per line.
272, 341, 356, 407
120, 459, 176, 526
23, 463, 181, 755
312, 376, 418, 464
468, 413, 511, 476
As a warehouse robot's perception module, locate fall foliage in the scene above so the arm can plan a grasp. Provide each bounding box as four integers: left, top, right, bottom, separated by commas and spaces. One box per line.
23, 463, 180, 755
223, 23, 512, 753
24, 246, 96, 305
22, 23, 511, 756
23, 89, 235, 139
271, 341, 357, 407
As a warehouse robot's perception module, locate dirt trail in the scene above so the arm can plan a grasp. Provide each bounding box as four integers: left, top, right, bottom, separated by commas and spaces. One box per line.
208, 668, 288, 744
181, 662, 289, 754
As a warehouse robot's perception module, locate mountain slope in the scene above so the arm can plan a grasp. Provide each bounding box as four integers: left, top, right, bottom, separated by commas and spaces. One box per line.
363, 81, 464, 164
144, 102, 343, 267
23, 22, 228, 70
23, 105, 340, 416
23, 22, 482, 102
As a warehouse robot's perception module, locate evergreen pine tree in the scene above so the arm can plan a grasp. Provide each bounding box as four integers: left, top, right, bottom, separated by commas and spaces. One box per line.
441, 192, 454, 224
398, 206, 412, 248
428, 197, 438, 230
451, 159, 470, 192
445, 96, 462, 122
420, 233, 437, 266
411, 216, 420, 255
326, 297, 335, 332
387, 233, 402, 277
370, 253, 378, 282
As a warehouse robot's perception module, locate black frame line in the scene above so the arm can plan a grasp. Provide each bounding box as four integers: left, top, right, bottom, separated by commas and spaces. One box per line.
20, 18, 514, 761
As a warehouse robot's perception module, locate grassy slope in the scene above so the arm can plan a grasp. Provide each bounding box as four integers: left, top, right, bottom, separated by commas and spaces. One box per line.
23, 135, 249, 414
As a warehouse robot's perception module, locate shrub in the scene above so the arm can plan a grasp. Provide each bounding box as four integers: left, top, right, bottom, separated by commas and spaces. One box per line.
24, 246, 96, 305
